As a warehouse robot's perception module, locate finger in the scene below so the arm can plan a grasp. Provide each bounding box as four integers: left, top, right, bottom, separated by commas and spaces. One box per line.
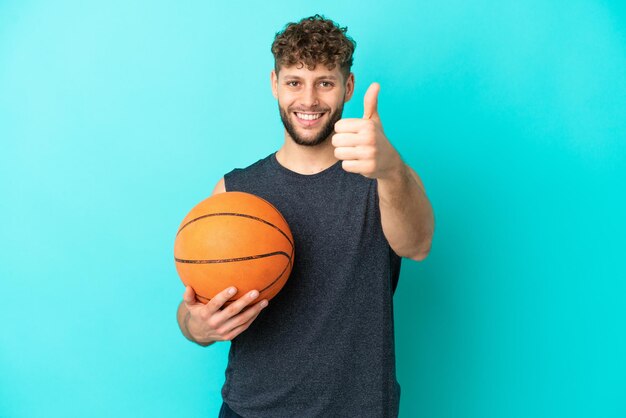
363, 82, 380, 120
331, 133, 363, 148
204, 286, 238, 315
334, 118, 370, 134
183, 286, 199, 308
334, 146, 369, 161
222, 301, 267, 341
212, 289, 261, 323
341, 159, 374, 176
219, 299, 268, 336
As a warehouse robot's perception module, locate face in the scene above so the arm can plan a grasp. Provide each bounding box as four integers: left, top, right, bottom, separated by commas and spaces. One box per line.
271, 64, 354, 146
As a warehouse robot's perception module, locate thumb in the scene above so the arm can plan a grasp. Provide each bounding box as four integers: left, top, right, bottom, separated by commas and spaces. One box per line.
183, 285, 198, 306
363, 82, 380, 120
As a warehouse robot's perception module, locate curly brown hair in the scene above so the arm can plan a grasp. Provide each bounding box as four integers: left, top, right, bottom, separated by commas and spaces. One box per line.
271, 14, 356, 80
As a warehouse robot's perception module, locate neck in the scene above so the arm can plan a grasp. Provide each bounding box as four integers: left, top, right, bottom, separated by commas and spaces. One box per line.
275, 133, 339, 175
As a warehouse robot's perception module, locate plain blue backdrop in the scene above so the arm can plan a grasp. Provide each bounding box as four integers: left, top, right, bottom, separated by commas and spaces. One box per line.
1, 1, 625, 417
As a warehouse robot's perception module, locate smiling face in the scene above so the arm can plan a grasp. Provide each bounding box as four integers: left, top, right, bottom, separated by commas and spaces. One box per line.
271, 64, 354, 146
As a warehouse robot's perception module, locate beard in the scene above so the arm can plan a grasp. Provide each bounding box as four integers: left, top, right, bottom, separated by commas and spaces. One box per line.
278, 99, 345, 147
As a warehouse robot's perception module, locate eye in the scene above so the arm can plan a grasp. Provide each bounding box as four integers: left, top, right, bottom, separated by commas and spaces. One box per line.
286, 81, 299, 87
319, 81, 334, 88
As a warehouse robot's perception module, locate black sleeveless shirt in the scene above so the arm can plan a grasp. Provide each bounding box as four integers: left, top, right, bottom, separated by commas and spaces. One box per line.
221, 152, 402, 418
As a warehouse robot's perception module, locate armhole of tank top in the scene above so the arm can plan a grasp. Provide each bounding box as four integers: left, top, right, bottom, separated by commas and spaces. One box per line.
223, 170, 237, 193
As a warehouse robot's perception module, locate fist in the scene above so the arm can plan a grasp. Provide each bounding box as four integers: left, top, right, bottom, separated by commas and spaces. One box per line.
332, 82, 402, 180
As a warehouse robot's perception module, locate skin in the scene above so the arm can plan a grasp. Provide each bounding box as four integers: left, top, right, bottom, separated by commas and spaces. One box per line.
177, 62, 435, 346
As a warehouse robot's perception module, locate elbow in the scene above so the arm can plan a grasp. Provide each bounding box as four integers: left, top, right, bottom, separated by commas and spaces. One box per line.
406, 239, 432, 262
395, 244, 432, 261
410, 224, 434, 261
408, 248, 430, 262
389, 223, 434, 261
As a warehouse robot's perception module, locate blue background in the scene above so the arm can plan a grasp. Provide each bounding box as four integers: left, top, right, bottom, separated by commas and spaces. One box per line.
1, 1, 625, 417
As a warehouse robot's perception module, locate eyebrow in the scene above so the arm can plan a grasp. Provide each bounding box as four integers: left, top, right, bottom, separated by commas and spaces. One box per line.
282, 75, 339, 81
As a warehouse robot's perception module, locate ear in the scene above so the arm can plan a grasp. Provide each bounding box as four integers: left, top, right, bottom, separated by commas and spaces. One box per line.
271, 69, 278, 99
344, 72, 355, 103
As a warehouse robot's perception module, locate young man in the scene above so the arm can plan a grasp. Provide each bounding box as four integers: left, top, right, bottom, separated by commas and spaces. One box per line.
177, 15, 434, 418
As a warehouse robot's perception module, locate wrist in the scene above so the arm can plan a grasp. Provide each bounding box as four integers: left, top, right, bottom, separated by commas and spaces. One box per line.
378, 161, 408, 187
183, 307, 215, 346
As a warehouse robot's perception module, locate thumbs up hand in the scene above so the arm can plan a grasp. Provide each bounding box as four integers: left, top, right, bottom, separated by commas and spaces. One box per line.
332, 82, 403, 180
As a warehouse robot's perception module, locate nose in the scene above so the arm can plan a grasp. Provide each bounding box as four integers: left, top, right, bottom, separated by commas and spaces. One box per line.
299, 84, 319, 109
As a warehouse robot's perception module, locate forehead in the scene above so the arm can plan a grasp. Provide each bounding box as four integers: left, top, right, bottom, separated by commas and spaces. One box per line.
278, 63, 343, 81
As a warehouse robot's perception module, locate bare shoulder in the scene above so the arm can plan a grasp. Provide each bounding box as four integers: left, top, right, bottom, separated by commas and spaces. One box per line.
212, 177, 226, 195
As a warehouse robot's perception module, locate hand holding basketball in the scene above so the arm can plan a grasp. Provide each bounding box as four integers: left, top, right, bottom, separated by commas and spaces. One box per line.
182, 285, 268, 343
332, 82, 403, 180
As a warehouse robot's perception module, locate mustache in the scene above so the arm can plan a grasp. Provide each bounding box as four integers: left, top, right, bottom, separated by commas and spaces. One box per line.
289, 107, 330, 113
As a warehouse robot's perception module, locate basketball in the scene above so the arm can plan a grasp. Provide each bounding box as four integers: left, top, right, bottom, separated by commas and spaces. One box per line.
174, 191, 294, 306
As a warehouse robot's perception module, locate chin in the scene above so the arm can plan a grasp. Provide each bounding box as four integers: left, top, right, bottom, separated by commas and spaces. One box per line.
292, 133, 329, 147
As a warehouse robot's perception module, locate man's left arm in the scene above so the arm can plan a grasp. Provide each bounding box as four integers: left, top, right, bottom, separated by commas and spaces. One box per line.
376, 162, 434, 261
333, 82, 434, 261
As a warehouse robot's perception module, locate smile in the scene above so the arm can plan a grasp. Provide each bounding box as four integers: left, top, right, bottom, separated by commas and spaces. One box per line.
295, 112, 325, 121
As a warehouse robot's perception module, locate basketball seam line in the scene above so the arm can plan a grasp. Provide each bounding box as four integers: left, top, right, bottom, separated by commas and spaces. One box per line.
175, 250, 290, 264
176, 212, 294, 249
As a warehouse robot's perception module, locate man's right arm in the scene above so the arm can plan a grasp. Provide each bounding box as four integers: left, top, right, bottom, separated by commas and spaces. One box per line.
174, 177, 268, 346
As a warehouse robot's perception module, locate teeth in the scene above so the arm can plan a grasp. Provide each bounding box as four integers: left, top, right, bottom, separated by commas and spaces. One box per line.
296, 113, 322, 121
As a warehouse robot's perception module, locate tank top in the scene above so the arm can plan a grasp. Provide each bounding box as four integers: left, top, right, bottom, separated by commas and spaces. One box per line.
221, 152, 402, 418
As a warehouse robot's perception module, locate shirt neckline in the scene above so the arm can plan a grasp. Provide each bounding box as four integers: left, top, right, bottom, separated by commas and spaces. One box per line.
269, 151, 342, 179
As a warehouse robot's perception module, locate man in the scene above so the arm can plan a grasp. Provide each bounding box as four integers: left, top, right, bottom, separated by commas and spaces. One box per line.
176, 14, 434, 418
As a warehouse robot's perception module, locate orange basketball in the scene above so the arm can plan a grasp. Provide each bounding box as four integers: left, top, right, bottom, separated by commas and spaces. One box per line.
174, 191, 294, 306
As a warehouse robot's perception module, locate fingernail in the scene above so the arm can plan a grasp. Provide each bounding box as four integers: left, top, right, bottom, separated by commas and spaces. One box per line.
228, 287, 236, 295
249, 290, 259, 299
261, 300, 268, 308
